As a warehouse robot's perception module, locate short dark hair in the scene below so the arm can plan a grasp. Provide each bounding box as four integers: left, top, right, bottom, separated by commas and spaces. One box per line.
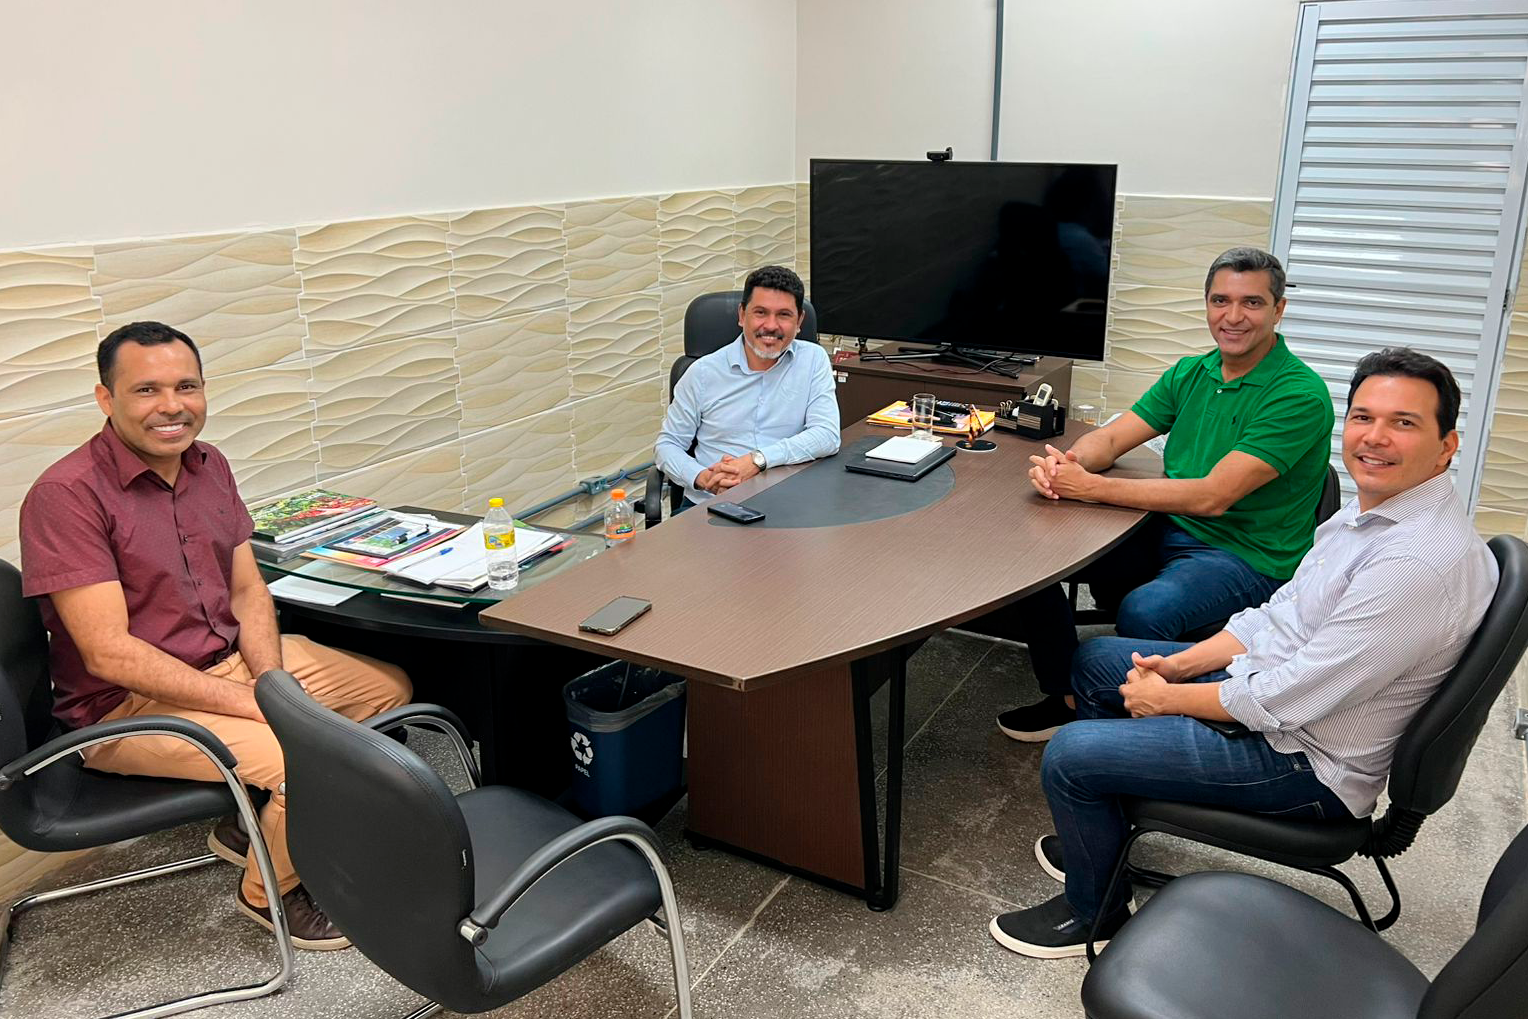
97, 321, 202, 389
1204, 247, 1287, 304
741, 265, 805, 314
1347, 347, 1461, 436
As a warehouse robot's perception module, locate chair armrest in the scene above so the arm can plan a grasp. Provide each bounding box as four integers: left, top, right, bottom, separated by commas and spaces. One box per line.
459, 814, 663, 945
364, 703, 482, 790
364, 703, 471, 743
0, 715, 237, 788
644, 467, 665, 527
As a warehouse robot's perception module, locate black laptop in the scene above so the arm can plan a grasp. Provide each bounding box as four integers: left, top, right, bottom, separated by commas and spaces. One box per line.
844, 442, 956, 481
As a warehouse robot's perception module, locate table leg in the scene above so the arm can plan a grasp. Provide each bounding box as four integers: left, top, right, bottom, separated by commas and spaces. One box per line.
852, 647, 906, 911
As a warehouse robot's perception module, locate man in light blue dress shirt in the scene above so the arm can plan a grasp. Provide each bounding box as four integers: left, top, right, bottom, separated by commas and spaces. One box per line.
655, 265, 840, 509
989, 348, 1500, 960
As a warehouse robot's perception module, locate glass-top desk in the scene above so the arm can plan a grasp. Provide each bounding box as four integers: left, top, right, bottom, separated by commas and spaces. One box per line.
259, 506, 607, 606
259, 506, 613, 793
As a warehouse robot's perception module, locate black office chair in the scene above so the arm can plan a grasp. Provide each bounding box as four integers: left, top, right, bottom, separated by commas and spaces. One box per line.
1080, 821, 1528, 1019
1087, 534, 1528, 955
254, 667, 693, 1018
640, 289, 819, 525
0, 559, 292, 1018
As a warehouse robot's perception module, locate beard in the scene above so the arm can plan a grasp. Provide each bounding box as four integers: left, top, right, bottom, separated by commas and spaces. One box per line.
743, 332, 790, 361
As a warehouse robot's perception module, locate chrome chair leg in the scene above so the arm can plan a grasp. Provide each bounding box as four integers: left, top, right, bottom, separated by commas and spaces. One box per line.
400, 1002, 444, 1019
5, 729, 296, 1019
612, 834, 693, 1019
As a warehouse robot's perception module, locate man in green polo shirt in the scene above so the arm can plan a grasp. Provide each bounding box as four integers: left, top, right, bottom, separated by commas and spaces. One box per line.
997, 247, 1333, 741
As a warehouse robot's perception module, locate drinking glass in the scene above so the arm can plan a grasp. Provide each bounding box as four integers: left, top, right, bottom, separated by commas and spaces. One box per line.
911, 393, 938, 440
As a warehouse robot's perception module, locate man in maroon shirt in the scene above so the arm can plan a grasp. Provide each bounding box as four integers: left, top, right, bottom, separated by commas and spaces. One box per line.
20, 321, 411, 951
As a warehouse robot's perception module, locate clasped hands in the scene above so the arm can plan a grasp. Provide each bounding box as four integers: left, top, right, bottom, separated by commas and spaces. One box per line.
1119, 651, 1183, 717
1029, 444, 1097, 501
695, 453, 760, 495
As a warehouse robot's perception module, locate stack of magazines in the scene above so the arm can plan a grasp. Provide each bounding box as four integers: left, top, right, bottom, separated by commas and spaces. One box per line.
248, 489, 383, 564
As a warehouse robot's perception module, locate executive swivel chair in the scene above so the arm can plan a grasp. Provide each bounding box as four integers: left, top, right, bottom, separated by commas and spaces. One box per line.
254, 667, 693, 1018
640, 289, 820, 525
1080, 821, 1528, 1019
1086, 534, 1528, 956
0, 559, 293, 1019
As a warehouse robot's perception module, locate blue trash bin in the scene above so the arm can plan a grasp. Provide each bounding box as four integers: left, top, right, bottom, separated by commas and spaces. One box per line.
563, 661, 686, 816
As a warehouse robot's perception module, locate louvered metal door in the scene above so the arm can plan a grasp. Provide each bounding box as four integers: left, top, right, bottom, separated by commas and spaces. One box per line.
1271, 0, 1528, 506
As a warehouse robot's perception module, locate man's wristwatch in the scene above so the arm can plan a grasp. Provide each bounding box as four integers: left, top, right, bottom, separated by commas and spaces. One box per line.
750, 450, 766, 471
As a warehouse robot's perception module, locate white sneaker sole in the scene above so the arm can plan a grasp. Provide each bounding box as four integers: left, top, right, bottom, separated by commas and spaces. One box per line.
997, 721, 1061, 743
1034, 836, 1066, 883
988, 915, 1108, 959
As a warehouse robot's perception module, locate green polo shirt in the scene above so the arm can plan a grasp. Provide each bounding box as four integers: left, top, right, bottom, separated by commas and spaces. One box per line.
1131, 334, 1333, 580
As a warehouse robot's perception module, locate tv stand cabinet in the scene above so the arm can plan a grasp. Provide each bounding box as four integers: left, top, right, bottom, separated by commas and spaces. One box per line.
832, 351, 1074, 424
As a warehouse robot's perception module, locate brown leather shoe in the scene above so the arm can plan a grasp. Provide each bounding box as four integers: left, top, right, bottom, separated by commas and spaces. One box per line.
207, 814, 249, 865
237, 884, 351, 951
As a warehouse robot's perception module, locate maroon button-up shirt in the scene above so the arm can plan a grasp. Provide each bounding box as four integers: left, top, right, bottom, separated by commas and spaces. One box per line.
20, 422, 255, 729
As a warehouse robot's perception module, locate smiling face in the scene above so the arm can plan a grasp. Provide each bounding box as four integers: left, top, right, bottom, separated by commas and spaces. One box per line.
1205, 268, 1285, 376
737, 287, 801, 369
1342, 374, 1458, 512
94, 339, 207, 483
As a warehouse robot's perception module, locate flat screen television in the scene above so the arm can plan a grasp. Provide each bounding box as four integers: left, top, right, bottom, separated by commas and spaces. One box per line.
809, 158, 1116, 364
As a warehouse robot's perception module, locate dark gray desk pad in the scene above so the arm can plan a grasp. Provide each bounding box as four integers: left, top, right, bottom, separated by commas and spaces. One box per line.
709, 436, 956, 529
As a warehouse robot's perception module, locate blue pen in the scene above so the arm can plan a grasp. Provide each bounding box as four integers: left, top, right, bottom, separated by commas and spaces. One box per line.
434, 546, 454, 556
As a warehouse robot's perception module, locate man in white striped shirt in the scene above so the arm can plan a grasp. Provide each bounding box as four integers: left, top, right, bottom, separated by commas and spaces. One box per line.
989, 348, 1499, 960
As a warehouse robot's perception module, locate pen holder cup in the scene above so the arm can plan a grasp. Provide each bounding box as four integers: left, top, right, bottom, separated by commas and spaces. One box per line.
997, 402, 1066, 440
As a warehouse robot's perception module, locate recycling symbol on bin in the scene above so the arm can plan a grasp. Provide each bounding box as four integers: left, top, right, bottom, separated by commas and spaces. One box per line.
571, 731, 594, 766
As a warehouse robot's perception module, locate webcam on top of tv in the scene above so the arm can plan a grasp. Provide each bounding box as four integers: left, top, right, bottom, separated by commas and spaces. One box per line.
927, 147, 953, 162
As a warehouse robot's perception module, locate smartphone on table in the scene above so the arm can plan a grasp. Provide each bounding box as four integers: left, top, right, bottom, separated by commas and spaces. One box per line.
578, 596, 653, 635
707, 502, 765, 524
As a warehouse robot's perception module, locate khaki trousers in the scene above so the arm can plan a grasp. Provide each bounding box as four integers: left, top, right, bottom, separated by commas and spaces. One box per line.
82, 634, 411, 907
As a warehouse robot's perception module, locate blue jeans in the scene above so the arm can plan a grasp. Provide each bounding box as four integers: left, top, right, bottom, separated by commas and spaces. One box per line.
1040, 637, 1351, 922
1009, 518, 1285, 696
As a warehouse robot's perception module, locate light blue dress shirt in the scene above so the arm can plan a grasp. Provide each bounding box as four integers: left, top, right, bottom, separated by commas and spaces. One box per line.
1218, 472, 1498, 817
654, 336, 841, 505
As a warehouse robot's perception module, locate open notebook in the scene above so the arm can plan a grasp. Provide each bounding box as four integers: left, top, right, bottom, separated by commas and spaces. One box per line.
382, 523, 565, 591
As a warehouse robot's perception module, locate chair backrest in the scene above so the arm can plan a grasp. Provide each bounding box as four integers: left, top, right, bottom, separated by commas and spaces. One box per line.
254, 669, 484, 1001
670, 289, 819, 397
1316, 464, 1341, 525
1418, 823, 1528, 1018
0, 559, 82, 850
1386, 535, 1528, 815
0, 560, 55, 764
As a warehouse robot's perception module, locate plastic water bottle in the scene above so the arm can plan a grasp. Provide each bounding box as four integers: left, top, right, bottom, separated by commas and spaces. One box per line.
483, 497, 518, 592
604, 488, 635, 547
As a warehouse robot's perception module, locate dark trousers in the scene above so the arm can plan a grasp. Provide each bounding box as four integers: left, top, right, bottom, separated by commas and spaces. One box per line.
1043, 637, 1351, 921
983, 517, 1283, 697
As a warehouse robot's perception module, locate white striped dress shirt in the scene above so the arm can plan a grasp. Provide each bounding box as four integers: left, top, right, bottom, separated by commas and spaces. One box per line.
1218, 471, 1498, 817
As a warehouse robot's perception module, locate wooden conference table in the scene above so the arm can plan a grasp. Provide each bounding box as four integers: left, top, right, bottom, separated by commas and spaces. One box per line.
480, 419, 1159, 910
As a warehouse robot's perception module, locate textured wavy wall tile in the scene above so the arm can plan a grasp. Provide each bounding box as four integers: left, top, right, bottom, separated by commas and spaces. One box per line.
457, 307, 571, 434
1071, 363, 1107, 408
93, 231, 304, 377
1101, 367, 1157, 418
200, 363, 319, 503
568, 293, 661, 398
658, 191, 737, 284
795, 182, 811, 284
659, 275, 733, 370
572, 378, 664, 480
0, 403, 102, 564
564, 197, 660, 301
462, 406, 576, 514
320, 441, 466, 512
448, 206, 567, 322
1479, 410, 1528, 506
1107, 285, 1209, 374
734, 185, 795, 272
310, 334, 462, 476
1115, 196, 1272, 290
1494, 312, 1528, 416
296, 217, 452, 352
0, 248, 104, 419
1474, 506, 1527, 540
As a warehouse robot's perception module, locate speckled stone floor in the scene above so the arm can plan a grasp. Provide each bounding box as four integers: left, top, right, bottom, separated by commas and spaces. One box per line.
2, 630, 1524, 1019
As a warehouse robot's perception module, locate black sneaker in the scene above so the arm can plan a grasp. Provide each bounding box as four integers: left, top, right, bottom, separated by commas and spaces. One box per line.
989, 892, 1130, 959
996, 696, 1076, 742
1035, 834, 1065, 883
